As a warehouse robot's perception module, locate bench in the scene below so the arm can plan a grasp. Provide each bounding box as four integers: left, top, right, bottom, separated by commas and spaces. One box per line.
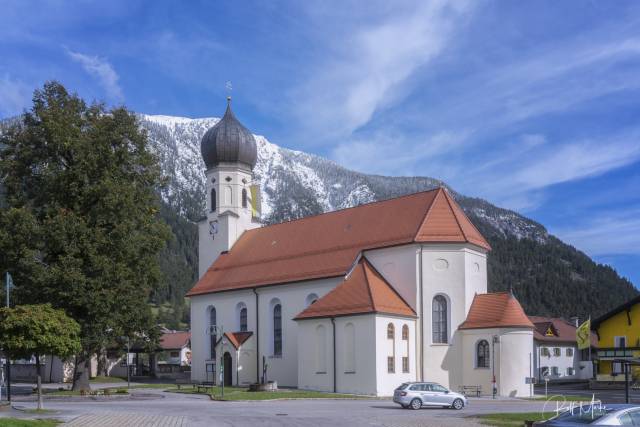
196, 381, 215, 393
175, 379, 196, 390
459, 385, 482, 397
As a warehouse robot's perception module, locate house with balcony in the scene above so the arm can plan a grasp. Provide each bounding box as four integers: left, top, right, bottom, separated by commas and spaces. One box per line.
593, 295, 640, 382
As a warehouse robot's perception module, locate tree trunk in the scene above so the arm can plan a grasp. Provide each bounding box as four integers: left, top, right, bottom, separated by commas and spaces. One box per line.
35, 354, 43, 410
71, 353, 91, 392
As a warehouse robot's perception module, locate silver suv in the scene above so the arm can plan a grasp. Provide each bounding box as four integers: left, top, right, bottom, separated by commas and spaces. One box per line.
393, 382, 468, 410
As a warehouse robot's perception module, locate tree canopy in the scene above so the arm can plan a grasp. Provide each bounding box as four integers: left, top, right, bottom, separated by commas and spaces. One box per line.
0, 81, 170, 388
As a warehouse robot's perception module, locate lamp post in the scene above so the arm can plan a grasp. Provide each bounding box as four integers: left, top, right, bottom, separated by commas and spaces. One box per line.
120, 336, 131, 390
5, 272, 12, 402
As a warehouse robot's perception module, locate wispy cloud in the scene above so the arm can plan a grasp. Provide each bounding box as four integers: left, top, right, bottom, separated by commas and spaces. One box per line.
66, 49, 123, 102
289, 1, 474, 140
555, 208, 640, 256
0, 74, 32, 117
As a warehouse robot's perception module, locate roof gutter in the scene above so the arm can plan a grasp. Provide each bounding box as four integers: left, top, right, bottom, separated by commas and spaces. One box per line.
419, 245, 424, 382
331, 317, 337, 393
252, 288, 260, 384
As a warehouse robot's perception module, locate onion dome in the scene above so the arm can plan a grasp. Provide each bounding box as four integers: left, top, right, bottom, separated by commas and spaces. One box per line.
201, 97, 257, 170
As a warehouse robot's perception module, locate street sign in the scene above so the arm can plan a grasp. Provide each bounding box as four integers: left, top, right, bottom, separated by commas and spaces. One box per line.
525, 377, 536, 384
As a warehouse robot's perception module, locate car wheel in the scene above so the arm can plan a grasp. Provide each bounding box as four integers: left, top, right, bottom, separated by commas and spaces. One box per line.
452, 398, 464, 410
410, 398, 422, 410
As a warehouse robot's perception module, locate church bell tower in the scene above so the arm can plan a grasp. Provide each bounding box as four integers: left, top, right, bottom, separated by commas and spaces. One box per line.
198, 97, 260, 278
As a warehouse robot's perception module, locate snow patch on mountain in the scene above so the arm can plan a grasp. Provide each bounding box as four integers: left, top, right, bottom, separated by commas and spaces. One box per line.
136, 114, 549, 243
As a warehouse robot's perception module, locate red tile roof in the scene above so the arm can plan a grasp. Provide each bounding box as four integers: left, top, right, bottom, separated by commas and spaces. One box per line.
221, 331, 253, 350
159, 331, 190, 350
294, 258, 416, 320
529, 316, 598, 347
459, 292, 534, 330
188, 188, 490, 296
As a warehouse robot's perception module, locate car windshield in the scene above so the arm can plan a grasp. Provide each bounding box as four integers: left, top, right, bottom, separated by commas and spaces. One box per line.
431, 384, 448, 393
552, 406, 615, 424
396, 383, 409, 391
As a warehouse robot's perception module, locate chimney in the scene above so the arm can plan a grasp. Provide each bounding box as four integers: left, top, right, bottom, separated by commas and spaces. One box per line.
569, 316, 579, 327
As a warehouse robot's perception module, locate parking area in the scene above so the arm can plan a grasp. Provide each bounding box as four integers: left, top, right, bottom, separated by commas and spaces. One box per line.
3, 388, 552, 427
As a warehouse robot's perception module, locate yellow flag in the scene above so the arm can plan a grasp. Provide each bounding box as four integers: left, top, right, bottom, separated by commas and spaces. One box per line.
250, 185, 261, 218
576, 318, 591, 350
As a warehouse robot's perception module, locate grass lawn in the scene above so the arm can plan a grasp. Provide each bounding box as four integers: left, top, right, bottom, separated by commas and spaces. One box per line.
476, 412, 556, 426
89, 376, 127, 383
529, 395, 596, 402
164, 386, 367, 400
0, 419, 60, 427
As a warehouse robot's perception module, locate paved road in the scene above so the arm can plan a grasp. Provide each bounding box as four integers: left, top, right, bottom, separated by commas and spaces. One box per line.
535, 383, 640, 404
5, 389, 550, 427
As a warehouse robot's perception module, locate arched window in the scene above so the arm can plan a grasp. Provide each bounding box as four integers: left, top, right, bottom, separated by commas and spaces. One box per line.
387, 323, 395, 373
305, 293, 319, 307
401, 324, 409, 373
344, 323, 356, 373
236, 302, 248, 332
224, 185, 232, 205
273, 304, 282, 356
315, 325, 326, 373
387, 323, 395, 340
210, 188, 217, 212
208, 306, 217, 359
242, 188, 248, 208
240, 307, 248, 332
476, 340, 490, 368
432, 295, 448, 344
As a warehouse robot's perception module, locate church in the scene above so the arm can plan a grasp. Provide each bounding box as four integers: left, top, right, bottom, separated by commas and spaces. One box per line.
187, 99, 534, 397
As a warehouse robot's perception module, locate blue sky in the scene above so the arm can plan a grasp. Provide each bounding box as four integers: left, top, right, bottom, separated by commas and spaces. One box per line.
1, 1, 639, 286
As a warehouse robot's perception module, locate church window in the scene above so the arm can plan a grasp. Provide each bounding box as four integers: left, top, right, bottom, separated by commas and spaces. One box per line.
344, 323, 356, 373
224, 185, 232, 205
305, 293, 319, 307
210, 188, 217, 212
402, 324, 409, 373
208, 306, 217, 360
476, 340, 490, 368
242, 188, 248, 208
273, 304, 282, 356
387, 356, 395, 373
432, 295, 448, 344
240, 308, 247, 332
315, 325, 326, 373
387, 323, 395, 340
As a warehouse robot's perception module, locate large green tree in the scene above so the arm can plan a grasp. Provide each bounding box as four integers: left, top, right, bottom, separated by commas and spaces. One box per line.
0, 304, 81, 409
0, 82, 170, 390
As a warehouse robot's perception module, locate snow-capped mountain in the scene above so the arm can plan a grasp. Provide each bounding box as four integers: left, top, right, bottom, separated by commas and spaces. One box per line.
139, 113, 548, 242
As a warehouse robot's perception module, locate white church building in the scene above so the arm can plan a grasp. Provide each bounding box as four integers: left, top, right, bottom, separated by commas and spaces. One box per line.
187, 99, 534, 397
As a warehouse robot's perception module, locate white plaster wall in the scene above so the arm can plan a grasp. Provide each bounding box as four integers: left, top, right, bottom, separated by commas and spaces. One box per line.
464, 249, 488, 313
461, 328, 499, 396
190, 288, 256, 382
365, 245, 419, 310
296, 318, 334, 392
255, 278, 340, 387
497, 328, 534, 397
375, 316, 417, 396
421, 244, 469, 389
335, 315, 378, 395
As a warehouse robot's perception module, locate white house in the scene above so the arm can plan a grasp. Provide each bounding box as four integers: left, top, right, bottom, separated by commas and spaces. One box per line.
530, 316, 595, 382
187, 99, 534, 397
